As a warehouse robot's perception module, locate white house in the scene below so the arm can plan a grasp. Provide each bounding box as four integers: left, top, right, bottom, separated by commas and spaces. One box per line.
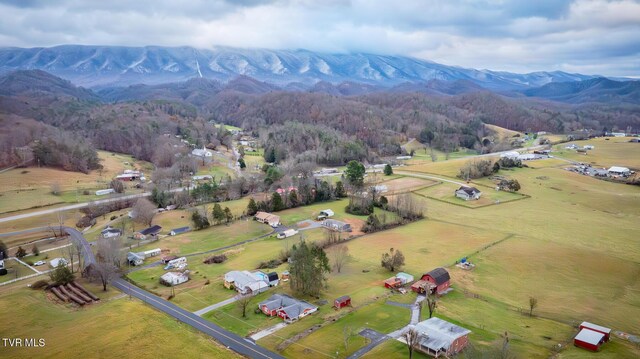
191, 146, 213, 158
142, 248, 161, 258
164, 257, 187, 270
95, 189, 115, 196
224, 270, 269, 295
455, 186, 482, 201
127, 252, 144, 266
160, 272, 189, 286
583, 145, 595, 150
101, 227, 122, 238
608, 166, 630, 176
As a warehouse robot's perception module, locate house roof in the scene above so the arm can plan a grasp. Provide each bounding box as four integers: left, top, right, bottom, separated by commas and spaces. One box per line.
608, 166, 630, 173
139, 225, 162, 236
267, 272, 279, 281
255, 211, 280, 223
127, 252, 144, 261
414, 318, 471, 352
161, 272, 188, 281
323, 219, 350, 228
320, 209, 334, 216
101, 228, 122, 234
336, 295, 351, 302
171, 226, 190, 234
259, 294, 317, 317
575, 328, 605, 345
396, 272, 414, 283
580, 322, 611, 334
425, 268, 450, 285
457, 186, 481, 196
225, 270, 268, 292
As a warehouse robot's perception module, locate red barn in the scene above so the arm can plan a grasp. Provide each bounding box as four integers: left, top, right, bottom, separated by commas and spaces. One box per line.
415, 268, 450, 294
579, 322, 611, 342
574, 328, 606, 352
334, 296, 351, 309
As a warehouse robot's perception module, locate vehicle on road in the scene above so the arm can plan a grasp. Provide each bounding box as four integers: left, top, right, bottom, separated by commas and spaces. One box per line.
34, 260, 46, 266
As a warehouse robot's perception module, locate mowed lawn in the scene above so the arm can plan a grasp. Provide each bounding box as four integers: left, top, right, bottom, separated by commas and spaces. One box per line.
415, 181, 525, 208
0, 286, 239, 359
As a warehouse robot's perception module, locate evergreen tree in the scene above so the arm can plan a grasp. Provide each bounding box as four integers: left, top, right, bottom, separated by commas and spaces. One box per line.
224, 207, 233, 224
247, 198, 258, 216
289, 190, 299, 208
49, 262, 74, 285
345, 160, 365, 188
238, 158, 246, 169
271, 192, 285, 211
334, 181, 347, 198
384, 164, 393, 176
289, 241, 331, 296
212, 203, 225, 224
191, 211, 210, 230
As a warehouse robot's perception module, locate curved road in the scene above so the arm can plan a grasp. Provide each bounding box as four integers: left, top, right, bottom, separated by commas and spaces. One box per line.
56, 226, 285, 359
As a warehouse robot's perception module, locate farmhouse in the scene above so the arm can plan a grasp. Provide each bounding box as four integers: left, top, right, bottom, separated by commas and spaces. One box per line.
608, 166, 630, 176
412, 268, 451, 295
255, 212, 281, 227
160, 272, 189, 286
413, 317, 471, 357
191, 146, 213, 158
127, 252, 144, 266
258, 294, 318, 323
317, 209, 335, 220
277, 229, 298, 239
223, 270, 269, 295
455, 186, 482, 201
322, 219, 352, 232
101, 227, 122, 238
334, 295, 351, 309
135, 225, 162, 240
170, 226, 190, 236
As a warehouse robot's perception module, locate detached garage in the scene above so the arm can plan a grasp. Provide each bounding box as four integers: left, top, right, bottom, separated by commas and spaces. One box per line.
574, 329, 606, 352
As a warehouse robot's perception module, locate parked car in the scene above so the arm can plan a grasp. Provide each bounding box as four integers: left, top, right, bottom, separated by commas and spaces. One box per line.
33, 260, 46, 266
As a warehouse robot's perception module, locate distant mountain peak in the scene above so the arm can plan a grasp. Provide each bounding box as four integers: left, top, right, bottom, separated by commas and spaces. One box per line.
0, 45, 602, 90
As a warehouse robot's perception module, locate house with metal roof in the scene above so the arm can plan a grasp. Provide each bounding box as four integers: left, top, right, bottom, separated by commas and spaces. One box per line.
258, 294, 318, 323
127, 252, 144, 266
224, 270, 269, 295
170, 226, 190, 236
322, 219, 352, 232
574, 328, 607, 352
413, 317, 471, 357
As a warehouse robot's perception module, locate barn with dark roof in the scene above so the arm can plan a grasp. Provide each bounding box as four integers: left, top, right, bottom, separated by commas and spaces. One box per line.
412, 268, 451, 294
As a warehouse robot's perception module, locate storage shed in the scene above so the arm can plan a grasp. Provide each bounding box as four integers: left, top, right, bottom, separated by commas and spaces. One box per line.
574, 328, 606, 352
334, 295, 351, 309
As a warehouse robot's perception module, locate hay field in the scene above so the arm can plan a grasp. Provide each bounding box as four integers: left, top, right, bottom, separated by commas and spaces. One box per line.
0, 286, 239, 359
553, 136, 640, 170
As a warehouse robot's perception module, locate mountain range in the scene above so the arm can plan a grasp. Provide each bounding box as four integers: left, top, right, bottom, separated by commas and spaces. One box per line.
0, 45, 603, 90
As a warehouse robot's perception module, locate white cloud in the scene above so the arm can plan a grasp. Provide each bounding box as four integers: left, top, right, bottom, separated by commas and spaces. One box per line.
0, 0, 638, 76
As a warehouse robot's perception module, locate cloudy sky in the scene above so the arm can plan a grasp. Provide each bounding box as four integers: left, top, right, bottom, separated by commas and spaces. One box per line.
0, 0, 638, 76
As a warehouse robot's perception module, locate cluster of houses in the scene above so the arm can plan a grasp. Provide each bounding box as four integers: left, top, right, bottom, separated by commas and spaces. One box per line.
500, 150, 550, 161
565, 143, 595, 154
455, 186, 482, 201
224, 270, 279, 295
567, 164, 633, 179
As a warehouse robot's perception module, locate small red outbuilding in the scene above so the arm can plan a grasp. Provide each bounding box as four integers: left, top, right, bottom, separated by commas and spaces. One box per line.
574, 328, 605, 352
334, 295, 351, 309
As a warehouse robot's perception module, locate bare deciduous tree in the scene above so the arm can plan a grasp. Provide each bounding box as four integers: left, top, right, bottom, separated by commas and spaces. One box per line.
422, 290, 438, 318
343, 325, 356, 352
331, 244, 349, 273
92, 236, 123, 291
404, 328, 420, 359
132, 198, 157, 227
235, 293, 253, 318
529, 297, 538, 317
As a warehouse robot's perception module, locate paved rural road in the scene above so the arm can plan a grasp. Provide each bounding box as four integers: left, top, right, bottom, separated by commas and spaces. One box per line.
395, 171, 468, 186
63, 226, 285, 359
112, 278, 285, 359
0, 187, 190, 224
